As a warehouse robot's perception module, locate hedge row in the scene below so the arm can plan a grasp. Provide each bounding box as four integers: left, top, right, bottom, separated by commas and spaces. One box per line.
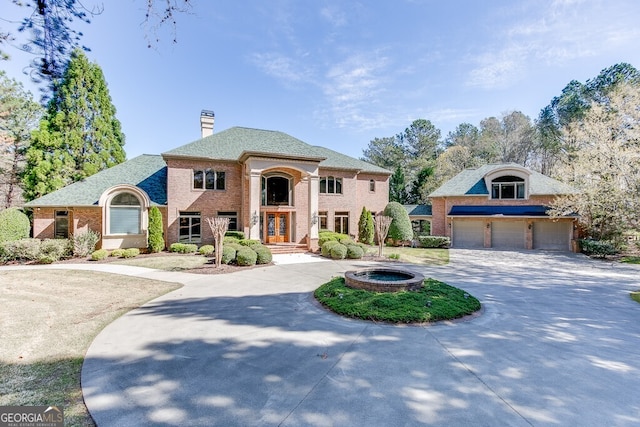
415, 235, 450, 248
0, 238, 71, 264
320, 239, 367, 260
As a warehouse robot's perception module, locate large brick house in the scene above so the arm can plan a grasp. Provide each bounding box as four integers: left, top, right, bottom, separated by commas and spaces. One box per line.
25, 111, 391, 251
428, 163, 579, 251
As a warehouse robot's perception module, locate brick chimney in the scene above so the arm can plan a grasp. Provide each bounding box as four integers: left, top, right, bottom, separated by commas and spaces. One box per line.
200, 110, 215, 138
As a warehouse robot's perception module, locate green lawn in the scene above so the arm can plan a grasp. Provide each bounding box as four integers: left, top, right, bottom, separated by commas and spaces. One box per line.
368, 246, 449, 265
315, 276, 480, 323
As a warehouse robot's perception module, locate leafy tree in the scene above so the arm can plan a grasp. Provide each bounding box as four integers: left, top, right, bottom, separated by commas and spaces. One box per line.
361, 136, 405, 171
549, 82, 640, 244
148, 206, 165, 253
0, 71, 42, 208
23, 49, 125, 201
358, 206, 374, 245
407, 166, 435, 204
383, 202, 413, 245
435, 146, 478, 184
389, 165, 408, 203
400, 119, 441, 160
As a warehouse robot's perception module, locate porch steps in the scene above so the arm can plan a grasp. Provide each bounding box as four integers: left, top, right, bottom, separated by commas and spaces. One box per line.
265, 243, 309, 254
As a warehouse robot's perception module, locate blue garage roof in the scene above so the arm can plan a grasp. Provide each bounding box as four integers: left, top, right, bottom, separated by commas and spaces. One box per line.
449, 205, 550, 216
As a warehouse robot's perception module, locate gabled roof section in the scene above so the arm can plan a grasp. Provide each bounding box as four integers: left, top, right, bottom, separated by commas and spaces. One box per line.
163, 126, 391, 174
428, 163, 576, 197
404, 204, 433, 216
24, 155, 167, 207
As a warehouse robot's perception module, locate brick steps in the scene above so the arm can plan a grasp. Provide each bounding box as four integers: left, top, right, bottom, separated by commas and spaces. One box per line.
265, 244, 309, 254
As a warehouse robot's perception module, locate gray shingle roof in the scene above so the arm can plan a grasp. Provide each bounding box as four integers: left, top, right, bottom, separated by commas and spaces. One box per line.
428, 163, 576, 198
24, 155, 167, 207
404, 204, 432, 216
163, 127, 390, 174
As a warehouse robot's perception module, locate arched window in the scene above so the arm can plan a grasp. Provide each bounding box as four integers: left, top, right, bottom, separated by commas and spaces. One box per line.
109, 192, 142, 234
491, 175, 525, 199
369, 179, 375, 192
262, 174, 293, 206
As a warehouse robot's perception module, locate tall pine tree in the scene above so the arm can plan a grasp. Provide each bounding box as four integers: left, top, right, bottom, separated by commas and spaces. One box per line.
23, 49, 125, 200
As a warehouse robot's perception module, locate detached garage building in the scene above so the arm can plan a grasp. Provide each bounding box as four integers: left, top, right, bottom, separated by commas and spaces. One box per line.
429, 164, 578, 252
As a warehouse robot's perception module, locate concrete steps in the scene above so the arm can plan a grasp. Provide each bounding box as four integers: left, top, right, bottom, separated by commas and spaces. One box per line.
265, 244, 309, 254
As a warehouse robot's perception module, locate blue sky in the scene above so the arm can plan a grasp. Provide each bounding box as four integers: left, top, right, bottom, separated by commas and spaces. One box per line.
3, 0, 640, 160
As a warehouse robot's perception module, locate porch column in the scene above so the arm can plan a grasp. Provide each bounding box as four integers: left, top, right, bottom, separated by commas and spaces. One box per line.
308, 173, 320, 251
249, 170, 262, 240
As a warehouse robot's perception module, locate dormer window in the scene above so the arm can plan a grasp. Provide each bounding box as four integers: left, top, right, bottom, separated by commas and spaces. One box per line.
491, 175, 525, 199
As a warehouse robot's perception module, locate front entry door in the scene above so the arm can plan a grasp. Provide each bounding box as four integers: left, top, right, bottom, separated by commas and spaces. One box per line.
266, 212, 289, 243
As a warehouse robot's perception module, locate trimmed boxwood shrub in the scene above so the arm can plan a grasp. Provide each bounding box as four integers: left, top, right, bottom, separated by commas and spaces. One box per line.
170, 243, 198, 253
223, 236, 240, 245
330, 243, 348, 260
122, 248, 140, 258
221, 246, 237, 264
110, 249, 125, 258
91, 249, 109, 261
346, 244, 364, 259
417, 236, 450, 248
319, 231, 350, 247
199, 245, 214, 255
225, 231, 245, 240
0, 208, 30, 242
38, 239, 71, 263
236, 246, 258, 266
254, 246, 273, 264
239, 239, 261, 247
321, 240, 341, 257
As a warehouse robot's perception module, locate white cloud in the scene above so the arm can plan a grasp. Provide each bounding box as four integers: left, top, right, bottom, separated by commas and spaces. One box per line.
320, 6, 347, 27
248, 52, 313, 84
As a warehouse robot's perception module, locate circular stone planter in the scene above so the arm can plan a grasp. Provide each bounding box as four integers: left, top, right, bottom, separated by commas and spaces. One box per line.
344, 268, 425, 292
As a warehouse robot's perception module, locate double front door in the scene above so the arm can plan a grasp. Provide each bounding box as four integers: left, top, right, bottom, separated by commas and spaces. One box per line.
266, 212, 289, 243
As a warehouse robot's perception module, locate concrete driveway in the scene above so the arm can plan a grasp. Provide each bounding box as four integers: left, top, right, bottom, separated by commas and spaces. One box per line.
81, 250, 640, 426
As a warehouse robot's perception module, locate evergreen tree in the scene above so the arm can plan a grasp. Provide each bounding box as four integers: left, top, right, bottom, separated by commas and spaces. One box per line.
389, 165, 408, 203
148, 206, 165, 253
23, 49, 125, 200
358, 206, 374, 245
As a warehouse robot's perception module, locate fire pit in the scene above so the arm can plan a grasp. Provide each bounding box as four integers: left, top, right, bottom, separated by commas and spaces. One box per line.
344, 268, 425, 292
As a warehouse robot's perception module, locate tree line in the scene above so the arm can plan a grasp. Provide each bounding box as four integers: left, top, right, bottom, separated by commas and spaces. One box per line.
362, 63, 640, 243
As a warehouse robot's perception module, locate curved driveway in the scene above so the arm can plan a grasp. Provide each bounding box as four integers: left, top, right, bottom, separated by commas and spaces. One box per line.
81, 250, 640, 426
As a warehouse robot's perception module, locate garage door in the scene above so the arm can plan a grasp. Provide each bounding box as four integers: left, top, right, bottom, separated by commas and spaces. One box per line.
491, 221, 525, 249
533, 221, 571, 251
452, 220, 484, 248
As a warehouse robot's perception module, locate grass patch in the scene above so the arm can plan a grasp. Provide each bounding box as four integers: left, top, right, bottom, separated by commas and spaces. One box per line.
366, 246, 449, 265
314, 277, 480, 323
0, 270, 181, 426
620, 256, 640, 264
631, 291, 640, 304
113, 255, 208, 271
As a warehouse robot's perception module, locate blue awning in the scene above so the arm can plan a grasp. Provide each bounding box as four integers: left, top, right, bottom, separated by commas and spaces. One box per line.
448, 205, 550, 216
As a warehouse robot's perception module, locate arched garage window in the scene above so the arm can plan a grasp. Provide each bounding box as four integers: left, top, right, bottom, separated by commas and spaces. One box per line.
109, 193, 142, 234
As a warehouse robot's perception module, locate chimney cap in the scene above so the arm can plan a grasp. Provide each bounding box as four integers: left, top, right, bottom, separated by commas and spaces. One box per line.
201, 109, 215, 117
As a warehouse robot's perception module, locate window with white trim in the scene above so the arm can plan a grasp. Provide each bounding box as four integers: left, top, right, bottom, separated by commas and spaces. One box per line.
320, 176, 342, 194
335, 211, 349, 234
217, 211, 238, 231
109, 193, 142, 234
318, 211, 328, 230
491, 175, 525, 199
193, 169, 225, 190
179, 211, 201, 243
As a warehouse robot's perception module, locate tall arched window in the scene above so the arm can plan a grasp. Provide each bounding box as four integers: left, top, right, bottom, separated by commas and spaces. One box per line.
262, 174, 293, 206
109, 192, 142, 234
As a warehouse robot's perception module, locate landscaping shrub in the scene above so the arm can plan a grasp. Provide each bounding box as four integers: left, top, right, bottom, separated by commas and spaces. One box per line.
239, 239, 261, 247
346, 244, 364, 259
225, 231, 245, 240
0, 238, 41, 261
236, 246, 258, 266
330, 243, 348, 260
383, 202, 413, 245
169, 243, 198, 253
223, 236, 240, 245
580, 239, 618, 258
417, 236, 450, 248
122, 248, 140, 258
198, 245, 214, 255
254, 246, 273, 264
91, 249, 109, 261
38, 239, 71, 263
147, 206, 165, 253
358, 207, 375, 245
72, 230, 101, 257
110, 249, 125, 258
338, 236, 355, 245
0, 208, 31, 242
221, 246, 237, 264
321, 240, 341, 257
318, 231, 349, 247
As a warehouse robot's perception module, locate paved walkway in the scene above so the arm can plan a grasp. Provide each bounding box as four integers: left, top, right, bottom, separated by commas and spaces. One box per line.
16, 251, 640, 426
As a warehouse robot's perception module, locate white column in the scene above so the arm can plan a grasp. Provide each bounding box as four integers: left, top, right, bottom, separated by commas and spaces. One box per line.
308, 173, 320, 241
249, 170, 262, 240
